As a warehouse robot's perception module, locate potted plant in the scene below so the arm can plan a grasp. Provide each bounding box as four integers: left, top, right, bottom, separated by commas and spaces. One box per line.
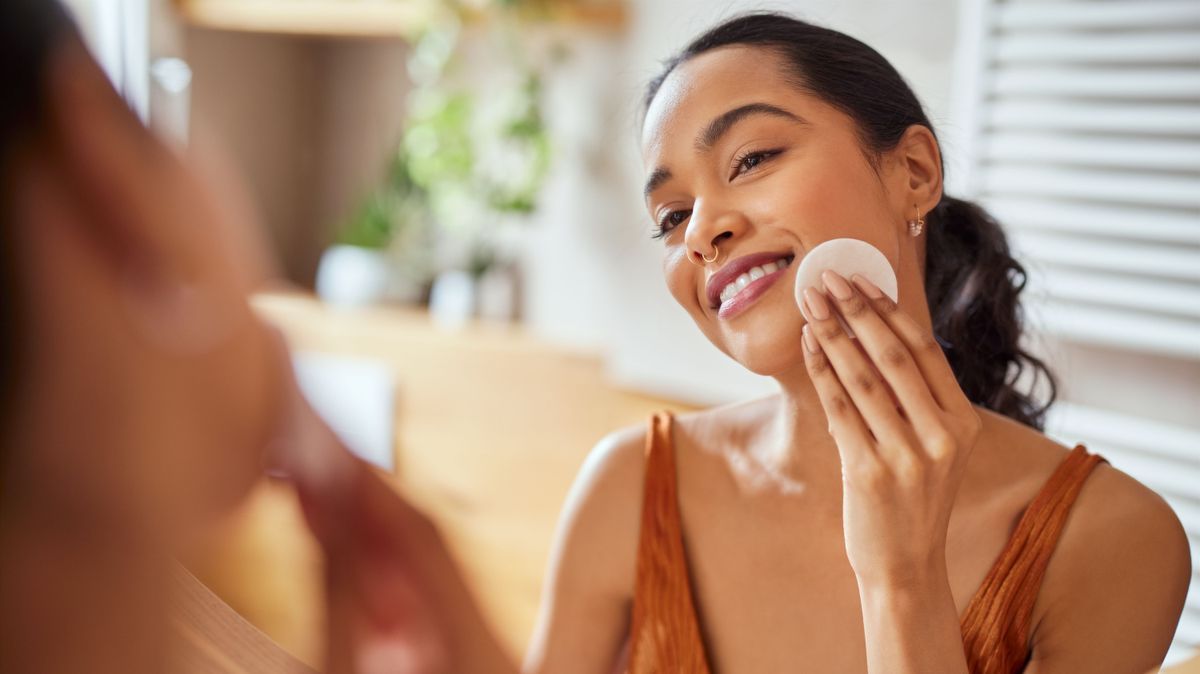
317, 154, 436, 308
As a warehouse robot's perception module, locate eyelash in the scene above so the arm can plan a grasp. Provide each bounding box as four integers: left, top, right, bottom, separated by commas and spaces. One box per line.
730, 147, 783, 180
649, 148, 784, 240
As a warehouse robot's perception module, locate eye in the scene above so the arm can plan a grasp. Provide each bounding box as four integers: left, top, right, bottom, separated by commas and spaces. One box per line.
731, 148, 783, 180
651, 209, 691, 239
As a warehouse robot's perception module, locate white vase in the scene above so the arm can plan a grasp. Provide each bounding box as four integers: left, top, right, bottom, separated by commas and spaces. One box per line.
428, 270, 477, 329
315, 245, 391, 309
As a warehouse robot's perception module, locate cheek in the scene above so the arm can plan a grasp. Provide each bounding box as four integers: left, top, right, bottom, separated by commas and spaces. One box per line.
662, 248, 699, 308
753, 157, 897, 253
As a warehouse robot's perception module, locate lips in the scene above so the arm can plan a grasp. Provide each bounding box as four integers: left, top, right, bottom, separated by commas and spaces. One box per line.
705, 250, 795, 309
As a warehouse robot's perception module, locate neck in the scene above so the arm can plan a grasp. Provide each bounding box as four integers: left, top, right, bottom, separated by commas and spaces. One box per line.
743, 363, 846, 495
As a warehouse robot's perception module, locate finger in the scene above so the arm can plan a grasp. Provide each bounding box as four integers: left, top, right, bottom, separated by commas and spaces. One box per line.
802, 287, 915, 457
850, 274, 972, 415
819, 270, 944, 435
801, 322, 877, 464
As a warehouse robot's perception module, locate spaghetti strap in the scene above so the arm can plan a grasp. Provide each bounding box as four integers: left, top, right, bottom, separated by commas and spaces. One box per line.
960, 444, 1108, 674
628, 410, 712, 674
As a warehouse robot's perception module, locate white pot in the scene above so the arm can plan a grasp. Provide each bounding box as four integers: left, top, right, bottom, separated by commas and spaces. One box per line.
428, 270, 477, 329
315, 245, 392, 309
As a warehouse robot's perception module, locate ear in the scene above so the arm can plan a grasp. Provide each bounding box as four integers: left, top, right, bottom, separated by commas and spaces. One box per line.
892, 124, 943, 221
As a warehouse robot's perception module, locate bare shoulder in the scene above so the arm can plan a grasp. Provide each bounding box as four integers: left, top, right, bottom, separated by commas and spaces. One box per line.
551, 420, 650, 587
1004, 416, 1193, 672
537, 422, 650, 589
524, 420, 652, 673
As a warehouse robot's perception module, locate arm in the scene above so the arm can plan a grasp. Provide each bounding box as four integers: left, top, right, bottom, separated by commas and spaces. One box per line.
857, 566, 970, 674
523, 427, 647, 674
1022, 465, 1191, 674
801, 272, 979, 674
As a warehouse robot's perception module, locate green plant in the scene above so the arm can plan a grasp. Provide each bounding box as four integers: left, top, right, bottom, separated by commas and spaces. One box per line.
335, 149, 427, 250
335, 3, 558, 279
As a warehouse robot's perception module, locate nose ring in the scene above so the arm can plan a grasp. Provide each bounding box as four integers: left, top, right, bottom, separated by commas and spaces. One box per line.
701, 244, 719, 264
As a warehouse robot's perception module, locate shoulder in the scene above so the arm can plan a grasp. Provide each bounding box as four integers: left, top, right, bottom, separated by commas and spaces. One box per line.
545, 420, 650, 593
1042, 457, 1191, 613
566, 421, 651, 533
1025, 432, 1191, 671
524, 419, 654, 672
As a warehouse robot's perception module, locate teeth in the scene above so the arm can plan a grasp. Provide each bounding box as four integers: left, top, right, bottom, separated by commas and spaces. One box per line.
717, 255, 794, 306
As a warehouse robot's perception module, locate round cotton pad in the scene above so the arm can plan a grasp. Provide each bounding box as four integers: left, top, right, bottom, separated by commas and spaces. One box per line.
795, 238, 898, 338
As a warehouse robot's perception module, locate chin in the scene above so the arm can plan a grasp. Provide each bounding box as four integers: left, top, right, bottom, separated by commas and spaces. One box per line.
706, 298, 808, 376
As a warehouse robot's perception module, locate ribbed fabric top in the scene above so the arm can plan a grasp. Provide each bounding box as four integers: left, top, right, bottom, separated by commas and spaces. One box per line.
627, 410, 1108, 674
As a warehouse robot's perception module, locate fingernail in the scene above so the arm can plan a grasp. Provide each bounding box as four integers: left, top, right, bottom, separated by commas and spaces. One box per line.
799, 297, 812, 322
851, 273, 884, 299
803, 287, 831, 320
821, 270, 853, 301
802, 324, 820, 354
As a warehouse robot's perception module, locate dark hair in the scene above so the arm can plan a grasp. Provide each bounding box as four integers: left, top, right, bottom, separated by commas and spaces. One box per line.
0, 0, 74, 472
644, 12, 1056, 430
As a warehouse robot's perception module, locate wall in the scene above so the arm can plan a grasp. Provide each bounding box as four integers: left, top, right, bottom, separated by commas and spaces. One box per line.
181, 29, 411, 284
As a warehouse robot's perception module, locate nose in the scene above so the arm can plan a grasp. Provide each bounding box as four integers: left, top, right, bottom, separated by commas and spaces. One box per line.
686, 201, 747, 266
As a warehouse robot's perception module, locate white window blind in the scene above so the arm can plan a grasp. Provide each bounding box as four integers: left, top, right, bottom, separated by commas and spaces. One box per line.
63, 0, 150, 121
951, 0, 1200, 360
951, 0, 1200, 666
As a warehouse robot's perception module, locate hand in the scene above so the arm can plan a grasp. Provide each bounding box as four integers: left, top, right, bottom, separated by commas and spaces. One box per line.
272, 360, 516, 674
799, 270, 983, 589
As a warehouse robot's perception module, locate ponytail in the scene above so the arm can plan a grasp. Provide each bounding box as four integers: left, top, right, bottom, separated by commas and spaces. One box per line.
925, 196, 1056, 430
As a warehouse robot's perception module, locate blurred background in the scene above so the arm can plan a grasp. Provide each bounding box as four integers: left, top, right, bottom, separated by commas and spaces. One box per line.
61, 0, 1198, 667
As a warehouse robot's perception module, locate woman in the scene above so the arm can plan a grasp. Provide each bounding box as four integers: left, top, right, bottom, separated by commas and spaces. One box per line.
524, 13, 1191, 674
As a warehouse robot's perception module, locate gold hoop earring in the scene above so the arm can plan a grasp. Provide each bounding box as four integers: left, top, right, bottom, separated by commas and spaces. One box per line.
701, 245, 719, 264
908, 205, 925, 237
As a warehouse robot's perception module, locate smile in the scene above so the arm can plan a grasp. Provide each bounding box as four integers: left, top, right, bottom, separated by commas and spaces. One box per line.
717, 255, 793, 320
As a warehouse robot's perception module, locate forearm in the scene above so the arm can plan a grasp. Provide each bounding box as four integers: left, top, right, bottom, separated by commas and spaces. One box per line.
857, 562, 970, 674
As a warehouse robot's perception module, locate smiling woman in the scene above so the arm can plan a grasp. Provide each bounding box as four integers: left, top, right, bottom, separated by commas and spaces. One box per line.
524, 12, 1191, 674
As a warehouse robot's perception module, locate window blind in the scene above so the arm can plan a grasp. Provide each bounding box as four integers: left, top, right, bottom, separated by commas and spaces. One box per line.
951, 0, 1200, 665
951, 0, 1200, 360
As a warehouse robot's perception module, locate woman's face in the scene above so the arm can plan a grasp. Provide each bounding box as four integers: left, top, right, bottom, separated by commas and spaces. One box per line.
641, 46, 919, 378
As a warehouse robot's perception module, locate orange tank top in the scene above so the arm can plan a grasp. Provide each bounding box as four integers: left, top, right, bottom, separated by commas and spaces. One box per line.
627, 410, 1108, 674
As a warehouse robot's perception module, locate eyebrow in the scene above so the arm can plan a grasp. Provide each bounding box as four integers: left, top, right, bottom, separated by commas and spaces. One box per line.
643, 102, 808, 198
697, 102, 807, 152
643, 167, 672, 198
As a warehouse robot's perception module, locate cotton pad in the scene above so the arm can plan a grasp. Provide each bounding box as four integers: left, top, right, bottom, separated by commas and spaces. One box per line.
795, 238, 898, 338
